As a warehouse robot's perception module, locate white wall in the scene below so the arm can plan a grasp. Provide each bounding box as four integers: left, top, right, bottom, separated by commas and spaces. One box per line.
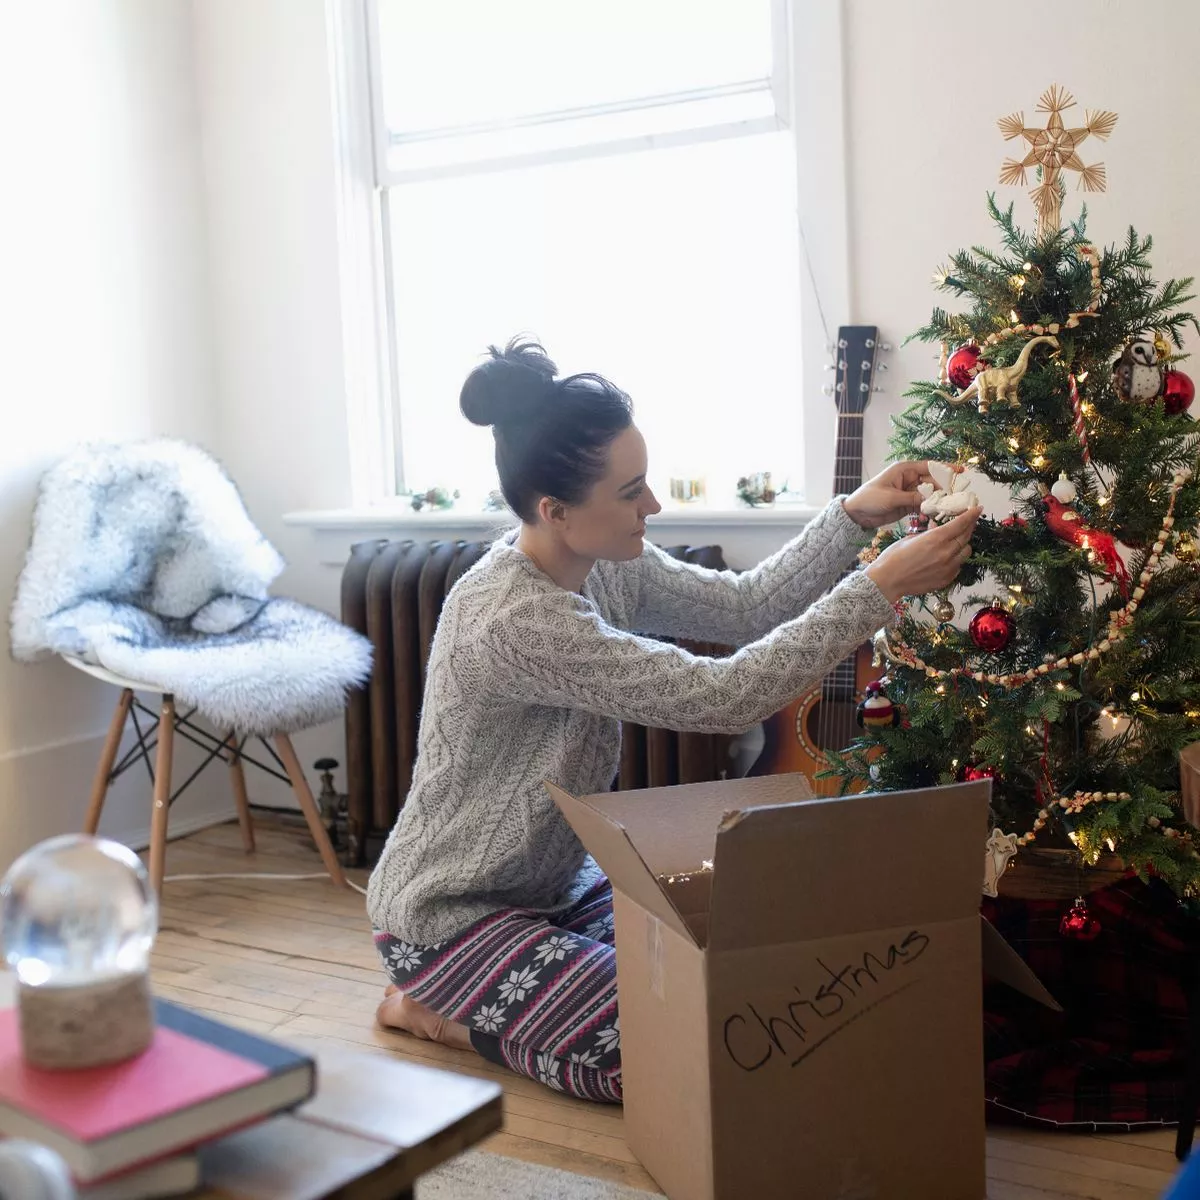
0, 1, 233, 861
191, 0, 360, 798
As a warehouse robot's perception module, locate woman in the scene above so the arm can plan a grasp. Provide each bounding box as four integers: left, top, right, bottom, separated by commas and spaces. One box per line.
367, 337, 979, 1103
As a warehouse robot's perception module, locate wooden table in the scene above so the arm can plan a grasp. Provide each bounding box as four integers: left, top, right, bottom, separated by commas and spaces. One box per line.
195, 1039, 503, 1199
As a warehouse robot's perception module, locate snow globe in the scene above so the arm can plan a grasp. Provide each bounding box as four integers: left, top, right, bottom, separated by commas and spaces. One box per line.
0, 835, 158, 1069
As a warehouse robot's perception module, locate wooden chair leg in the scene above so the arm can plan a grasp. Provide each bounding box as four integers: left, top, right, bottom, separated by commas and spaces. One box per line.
226, 734, 256, 854
149, 696, 175, 895
84, 689, 133, 835
274, 734, 347, 888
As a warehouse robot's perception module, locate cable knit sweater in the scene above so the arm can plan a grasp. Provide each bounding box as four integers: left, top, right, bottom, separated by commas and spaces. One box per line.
366, 497, 895, 945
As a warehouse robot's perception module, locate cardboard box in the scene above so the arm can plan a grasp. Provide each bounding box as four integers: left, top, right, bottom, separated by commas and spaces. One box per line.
547, 774, 1057, 1200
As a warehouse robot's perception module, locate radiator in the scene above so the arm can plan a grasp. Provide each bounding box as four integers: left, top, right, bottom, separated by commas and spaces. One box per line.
341, 537, 732, 866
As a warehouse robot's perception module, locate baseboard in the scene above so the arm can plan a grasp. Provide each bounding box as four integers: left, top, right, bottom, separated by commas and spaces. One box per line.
121, 809, 239, 853
0, 728, 243, 870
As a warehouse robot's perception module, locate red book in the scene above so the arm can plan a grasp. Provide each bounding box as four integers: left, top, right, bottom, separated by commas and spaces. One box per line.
0, 997, 315, 1182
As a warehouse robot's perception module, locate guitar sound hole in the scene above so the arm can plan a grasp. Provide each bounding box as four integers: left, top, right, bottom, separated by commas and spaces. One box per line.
801, 699, 859, 753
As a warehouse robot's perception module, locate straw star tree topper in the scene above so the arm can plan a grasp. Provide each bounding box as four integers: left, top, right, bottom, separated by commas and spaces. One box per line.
831, 87, 1200, 901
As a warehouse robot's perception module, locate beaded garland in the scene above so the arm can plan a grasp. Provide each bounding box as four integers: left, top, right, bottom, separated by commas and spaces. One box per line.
865, 468, 1188, 689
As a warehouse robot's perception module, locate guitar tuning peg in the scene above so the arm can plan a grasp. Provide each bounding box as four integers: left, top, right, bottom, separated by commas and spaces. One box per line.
823, 362, 837, 371
822, 384, 834, 395
864, 338, 875, 348
877, 362, 889, 371
881, 342, 893, 352
872, 385, 885, 393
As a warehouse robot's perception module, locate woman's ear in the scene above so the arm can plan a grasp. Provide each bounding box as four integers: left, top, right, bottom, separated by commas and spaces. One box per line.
536, 496, 568, 526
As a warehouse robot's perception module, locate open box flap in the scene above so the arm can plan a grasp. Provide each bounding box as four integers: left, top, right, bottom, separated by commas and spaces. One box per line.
708, 781, 992, 952
980, 915, 1062, 1011
546, 782, 698, 946
574, 773, 817, 877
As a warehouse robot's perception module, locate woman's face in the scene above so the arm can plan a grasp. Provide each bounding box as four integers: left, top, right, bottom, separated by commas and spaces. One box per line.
558, 425, 662, 562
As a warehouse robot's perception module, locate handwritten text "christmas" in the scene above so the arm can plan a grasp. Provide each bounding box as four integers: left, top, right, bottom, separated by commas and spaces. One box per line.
721, 930, 931, 1073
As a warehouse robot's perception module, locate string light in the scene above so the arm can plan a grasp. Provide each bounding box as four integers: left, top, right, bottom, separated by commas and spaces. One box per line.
1031, 452, 1047, 468
935, 684, 946, 695
1008, 437, 1021, 451
1130, 691, 1141, 702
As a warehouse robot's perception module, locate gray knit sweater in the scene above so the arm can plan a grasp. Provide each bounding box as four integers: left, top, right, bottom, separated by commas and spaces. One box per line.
366, 497, 895, 945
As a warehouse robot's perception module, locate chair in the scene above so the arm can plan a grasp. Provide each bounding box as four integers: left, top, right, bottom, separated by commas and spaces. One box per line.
10, 439, 373, 893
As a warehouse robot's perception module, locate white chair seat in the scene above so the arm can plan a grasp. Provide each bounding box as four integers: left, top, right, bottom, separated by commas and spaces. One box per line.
62, 655, 165, 694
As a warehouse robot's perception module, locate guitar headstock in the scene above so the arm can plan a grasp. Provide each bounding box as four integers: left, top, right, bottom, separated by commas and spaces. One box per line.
823, 326, 889, 496
823, 325, 889, 415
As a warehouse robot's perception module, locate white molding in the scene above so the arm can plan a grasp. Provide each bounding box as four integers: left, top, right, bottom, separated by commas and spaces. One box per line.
283, 504, 825, 568
284, 504, 823, 532
325, 0, 395, 506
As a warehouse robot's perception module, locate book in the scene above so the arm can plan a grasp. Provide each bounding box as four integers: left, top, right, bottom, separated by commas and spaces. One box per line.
81, 1152, 200, 1200
0, 997, 314, 1182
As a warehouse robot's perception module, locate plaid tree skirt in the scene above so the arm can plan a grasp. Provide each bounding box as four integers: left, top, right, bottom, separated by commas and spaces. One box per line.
982, 875, 1200, 1130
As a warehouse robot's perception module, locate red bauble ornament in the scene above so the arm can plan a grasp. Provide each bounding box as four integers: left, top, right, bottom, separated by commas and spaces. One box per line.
947, 344, 986, 389
969, 604, 1015, 652
1059, 897, 1101, 941
959, 763, 997, 783
1163, 369, 1195, 415
1001, 512, 1028, 530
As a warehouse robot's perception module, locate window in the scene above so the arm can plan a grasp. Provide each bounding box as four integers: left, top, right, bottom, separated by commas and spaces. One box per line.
366, 0, 804, 510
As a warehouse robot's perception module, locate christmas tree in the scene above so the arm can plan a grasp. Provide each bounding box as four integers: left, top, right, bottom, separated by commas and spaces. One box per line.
834, 86, 1200, 899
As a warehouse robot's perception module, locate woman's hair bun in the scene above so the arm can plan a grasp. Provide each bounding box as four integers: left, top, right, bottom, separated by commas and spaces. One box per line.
460, 336, 558, 428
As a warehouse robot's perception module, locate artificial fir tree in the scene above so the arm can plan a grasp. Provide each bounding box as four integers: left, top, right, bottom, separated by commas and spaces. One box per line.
834, 87, 1200, 900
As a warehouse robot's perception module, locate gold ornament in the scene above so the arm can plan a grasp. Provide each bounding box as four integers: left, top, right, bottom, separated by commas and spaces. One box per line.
932, 598, 956, 623
997, 85, 1118, 239
1175, 531, 1198, 563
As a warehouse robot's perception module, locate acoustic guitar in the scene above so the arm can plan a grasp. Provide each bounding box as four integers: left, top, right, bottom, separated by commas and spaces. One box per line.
749, 325, 888, 791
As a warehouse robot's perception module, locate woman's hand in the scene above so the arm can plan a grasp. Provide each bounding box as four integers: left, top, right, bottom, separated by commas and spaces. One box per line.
865, 506, 981, 603
842, 461, 938, 530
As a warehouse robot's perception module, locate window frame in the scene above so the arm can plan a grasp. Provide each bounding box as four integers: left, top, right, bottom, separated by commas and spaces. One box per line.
326, 0, 851, 512
363, 0, 792, 186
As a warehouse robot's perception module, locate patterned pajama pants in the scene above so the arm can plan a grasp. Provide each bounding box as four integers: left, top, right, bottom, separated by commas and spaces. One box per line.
373, 879, 621, 1103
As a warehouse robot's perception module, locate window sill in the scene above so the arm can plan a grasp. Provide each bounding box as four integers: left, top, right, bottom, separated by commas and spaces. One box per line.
283, 503, 824, 532
284, 503, 827, 567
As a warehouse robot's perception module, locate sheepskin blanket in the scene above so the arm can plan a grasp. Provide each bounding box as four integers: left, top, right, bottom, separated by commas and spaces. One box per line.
10, 439, 372, 735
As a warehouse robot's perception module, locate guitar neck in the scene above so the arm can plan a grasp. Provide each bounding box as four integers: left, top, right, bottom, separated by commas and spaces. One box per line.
833, 411, 864, 497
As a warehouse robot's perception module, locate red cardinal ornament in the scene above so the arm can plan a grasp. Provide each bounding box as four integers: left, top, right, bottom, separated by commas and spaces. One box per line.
1163, 369, 1195, 415
969, 604, 1015, 652
1059, 896, 1101, 941
1042, 495, 1130, 597
947, 344, 987, 389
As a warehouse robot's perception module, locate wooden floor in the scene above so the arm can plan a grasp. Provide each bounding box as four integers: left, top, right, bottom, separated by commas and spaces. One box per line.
152, 815, 1184, 1199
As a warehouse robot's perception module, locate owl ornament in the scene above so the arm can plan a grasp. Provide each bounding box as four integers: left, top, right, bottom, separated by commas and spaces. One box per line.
1112, 334, 1165, 403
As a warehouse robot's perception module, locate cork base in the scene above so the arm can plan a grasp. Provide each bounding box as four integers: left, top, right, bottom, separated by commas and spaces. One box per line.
18, 972, 155, 1070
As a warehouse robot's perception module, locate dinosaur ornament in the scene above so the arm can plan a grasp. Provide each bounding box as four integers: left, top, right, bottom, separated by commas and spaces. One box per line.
933, 335, 1059, 413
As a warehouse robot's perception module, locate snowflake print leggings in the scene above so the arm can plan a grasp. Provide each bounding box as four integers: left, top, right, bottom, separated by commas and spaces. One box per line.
373, 878, 621, 1103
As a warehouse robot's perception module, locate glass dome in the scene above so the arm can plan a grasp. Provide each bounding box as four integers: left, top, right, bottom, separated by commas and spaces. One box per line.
0, 835, 158, 988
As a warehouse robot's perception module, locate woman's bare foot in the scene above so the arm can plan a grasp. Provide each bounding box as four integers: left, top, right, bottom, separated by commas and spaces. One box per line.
376, 986, 475, 1052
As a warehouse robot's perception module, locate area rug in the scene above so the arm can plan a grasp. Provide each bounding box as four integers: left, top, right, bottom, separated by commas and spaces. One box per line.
417, 1150, 664, 1199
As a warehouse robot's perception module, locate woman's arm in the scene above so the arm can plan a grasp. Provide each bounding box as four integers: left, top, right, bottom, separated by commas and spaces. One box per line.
619, 497, 871, 646
480, 568, 894, 734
